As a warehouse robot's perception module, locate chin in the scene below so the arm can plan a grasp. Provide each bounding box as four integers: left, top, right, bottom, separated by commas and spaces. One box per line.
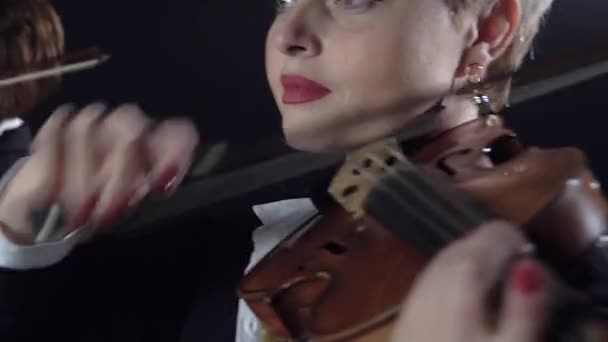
284, 131, 326, 152
280, 107, 352, 153
282, 125, 334, 153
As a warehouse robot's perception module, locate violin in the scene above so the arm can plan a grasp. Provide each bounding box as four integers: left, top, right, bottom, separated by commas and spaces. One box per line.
237, 108, 608, 341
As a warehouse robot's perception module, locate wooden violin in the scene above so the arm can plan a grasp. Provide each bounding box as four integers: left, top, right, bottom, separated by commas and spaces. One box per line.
237, 112, 608, 341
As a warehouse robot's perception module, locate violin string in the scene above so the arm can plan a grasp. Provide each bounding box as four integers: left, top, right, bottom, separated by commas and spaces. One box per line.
356, 169, 451, 253
364, 154, 466, 249
376, 151, 476, 236
364, 153, 467, 240
384, 146, 487, 231
356, 157, 454, 247
355, 147, 487, 252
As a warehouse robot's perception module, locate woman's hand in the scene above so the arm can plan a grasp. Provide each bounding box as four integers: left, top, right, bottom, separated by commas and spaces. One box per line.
0, 102, 199, 243
391, 221, 549, 342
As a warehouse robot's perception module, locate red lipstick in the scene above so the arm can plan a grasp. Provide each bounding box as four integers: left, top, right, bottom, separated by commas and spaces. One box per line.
281, 74, 331, 105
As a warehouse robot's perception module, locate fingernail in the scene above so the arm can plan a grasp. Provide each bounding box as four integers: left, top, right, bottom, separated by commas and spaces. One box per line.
153, 164, 180, 193
72, 193, 100, 229
97, 209, 119, 230
87, 101, 108, 113
97, 190, 135, 230
510, 260, 544, 295
128, 183, 150, 208
162, 175, 179, 194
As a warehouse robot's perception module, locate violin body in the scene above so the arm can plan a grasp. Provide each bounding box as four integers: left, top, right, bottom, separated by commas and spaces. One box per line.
238, 116, 608, 341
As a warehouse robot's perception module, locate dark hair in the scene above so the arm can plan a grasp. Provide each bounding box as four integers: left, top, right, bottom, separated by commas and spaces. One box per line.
0, 0, 64, 119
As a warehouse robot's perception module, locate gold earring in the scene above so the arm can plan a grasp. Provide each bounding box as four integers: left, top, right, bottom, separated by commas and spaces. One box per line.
465, 63, 502, 126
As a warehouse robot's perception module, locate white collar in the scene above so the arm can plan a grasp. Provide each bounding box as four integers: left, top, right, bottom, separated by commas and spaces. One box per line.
252, 198, 317, 226
0, 118, 23, 136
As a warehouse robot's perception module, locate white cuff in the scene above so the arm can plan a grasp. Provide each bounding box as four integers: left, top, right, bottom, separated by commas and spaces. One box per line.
0, 157, 86, 270
0, 228, 87, 270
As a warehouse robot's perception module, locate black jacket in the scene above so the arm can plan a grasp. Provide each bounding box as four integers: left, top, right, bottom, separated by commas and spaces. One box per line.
0, 124, 31, 173
0, 211, 255, 342
0, 125, 257, 341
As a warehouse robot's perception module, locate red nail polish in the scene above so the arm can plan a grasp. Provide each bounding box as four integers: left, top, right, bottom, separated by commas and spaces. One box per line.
97, 206, 120, 230
97, 190, 134, 230
72, 193, 100, 229
162, 175, 178, 193
154, 165, 180, 193
128, 184, 149, 208
510, 260, 544, 295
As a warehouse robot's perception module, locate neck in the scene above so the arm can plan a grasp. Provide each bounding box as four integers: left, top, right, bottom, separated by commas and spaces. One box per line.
437, 95, 481, 131
393, 94, 480, 144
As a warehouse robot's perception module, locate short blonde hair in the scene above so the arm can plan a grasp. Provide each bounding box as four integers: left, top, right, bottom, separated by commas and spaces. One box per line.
448, 0, 554, 110
0, 0, 65, 119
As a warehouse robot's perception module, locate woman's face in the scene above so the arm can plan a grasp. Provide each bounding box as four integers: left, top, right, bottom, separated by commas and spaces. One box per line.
266, 0, 473, 152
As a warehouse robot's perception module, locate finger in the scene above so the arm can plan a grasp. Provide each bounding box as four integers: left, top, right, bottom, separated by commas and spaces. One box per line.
437, 220, 529, 294
96, 103, 152, 153
497, 258, 548, 342
93, 141, 147, 229
28, 104, 75, 202
391, 222, 526, 342
91, 104, 151, 228
146, 118, 199, 195
0, 147, 62, 234
404, 221, 528, 335
59, 102, 107, 229
32, 103, 74, 153
0, 104, 74, 235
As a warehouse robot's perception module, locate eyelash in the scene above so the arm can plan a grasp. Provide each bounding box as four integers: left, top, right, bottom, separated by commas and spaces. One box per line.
275, 0, 294, 14
335, 0, 380, 10
275, 0, 383, 15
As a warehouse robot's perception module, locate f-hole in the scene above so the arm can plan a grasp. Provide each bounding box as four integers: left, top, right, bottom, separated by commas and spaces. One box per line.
342, 185, 359, 198
322, 241, 348, 255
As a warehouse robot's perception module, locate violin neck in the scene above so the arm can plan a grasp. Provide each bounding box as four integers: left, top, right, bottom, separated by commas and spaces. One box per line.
362, 167, 489, 256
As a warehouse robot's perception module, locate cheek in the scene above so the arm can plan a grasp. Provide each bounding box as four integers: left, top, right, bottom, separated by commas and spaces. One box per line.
330, 19, 460, 112
265, 32, 282, 97
328, 26, 424, 108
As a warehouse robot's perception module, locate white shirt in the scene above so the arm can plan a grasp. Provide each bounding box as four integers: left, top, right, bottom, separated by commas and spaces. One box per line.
0, 117, 24, 136
236, 198, 318, 342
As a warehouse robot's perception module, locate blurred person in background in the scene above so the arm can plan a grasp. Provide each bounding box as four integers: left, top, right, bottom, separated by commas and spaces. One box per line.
0, 0, 63, 172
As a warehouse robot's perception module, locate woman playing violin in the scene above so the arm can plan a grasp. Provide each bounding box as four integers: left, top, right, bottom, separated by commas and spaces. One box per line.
0, 0, 578, 341
246, 0, 556, 340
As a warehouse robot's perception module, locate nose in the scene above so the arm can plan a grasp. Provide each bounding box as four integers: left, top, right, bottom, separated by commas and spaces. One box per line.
270, 5, 322, 58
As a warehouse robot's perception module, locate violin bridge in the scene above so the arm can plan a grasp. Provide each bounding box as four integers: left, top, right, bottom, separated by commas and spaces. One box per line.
329, 138, 404, 218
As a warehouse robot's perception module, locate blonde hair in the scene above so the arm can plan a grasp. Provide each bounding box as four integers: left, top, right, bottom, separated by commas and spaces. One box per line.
448, 0, 554, 110
0, 0, 65, 119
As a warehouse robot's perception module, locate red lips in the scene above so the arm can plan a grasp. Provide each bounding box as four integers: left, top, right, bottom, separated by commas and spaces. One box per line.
281, 74, 331, 105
